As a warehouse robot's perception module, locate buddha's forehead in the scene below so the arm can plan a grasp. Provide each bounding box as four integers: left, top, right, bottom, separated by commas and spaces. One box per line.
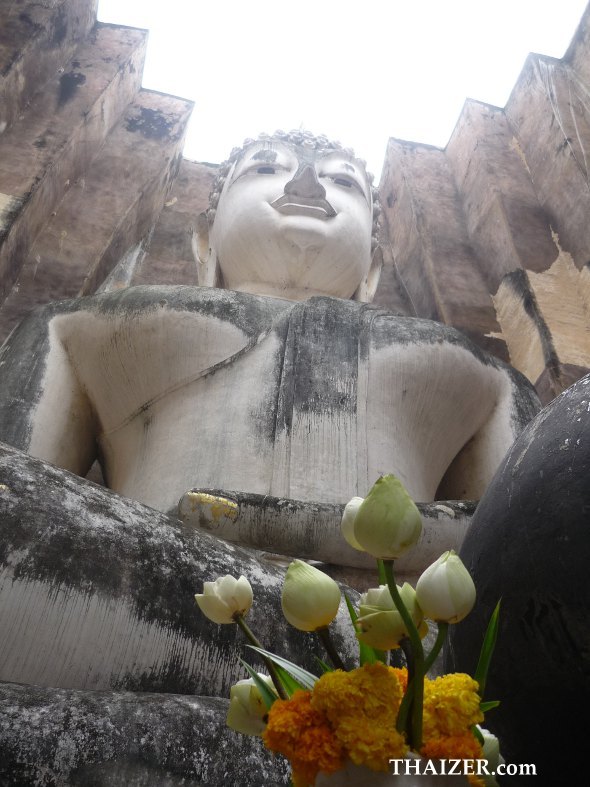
235, 139, 366, 172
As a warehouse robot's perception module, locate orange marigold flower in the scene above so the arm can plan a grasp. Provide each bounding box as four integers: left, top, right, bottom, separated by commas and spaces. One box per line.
389, 666, 408, 694
423, 673, 483, 738
421, 733, 485, 787
263, 690, 344, 786
421, 732, 482, 761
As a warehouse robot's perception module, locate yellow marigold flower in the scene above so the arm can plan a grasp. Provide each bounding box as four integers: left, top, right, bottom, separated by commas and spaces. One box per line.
311, 663, 408, 772
423, 673, 483, 739
313, 663, 402, 724
335, 715, 407, 771
263, 690, 344, 786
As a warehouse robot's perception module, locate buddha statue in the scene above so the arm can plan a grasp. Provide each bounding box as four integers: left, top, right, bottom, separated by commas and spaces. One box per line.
0, 130, 541, 781
0, 130, 539, 537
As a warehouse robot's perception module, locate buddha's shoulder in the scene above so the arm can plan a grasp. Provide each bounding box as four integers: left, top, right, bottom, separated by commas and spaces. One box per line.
298, 298, 496, 365
16, 285, 293, 339
366, 308, 491, 358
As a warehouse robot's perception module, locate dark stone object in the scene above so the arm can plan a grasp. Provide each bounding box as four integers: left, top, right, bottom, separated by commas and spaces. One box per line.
447, 374, 590, 784
0, 681, 289, 786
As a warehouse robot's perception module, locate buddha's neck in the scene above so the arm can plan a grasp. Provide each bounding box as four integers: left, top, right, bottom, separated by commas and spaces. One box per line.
231, 282, 341, 301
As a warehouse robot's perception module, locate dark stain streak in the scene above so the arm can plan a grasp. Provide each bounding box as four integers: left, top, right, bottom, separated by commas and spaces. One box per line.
1, 50, 22, 78
125, 107, 177, 141
503, 269, 560, 377
58, 71, 86, 106
51, 7, 68, 46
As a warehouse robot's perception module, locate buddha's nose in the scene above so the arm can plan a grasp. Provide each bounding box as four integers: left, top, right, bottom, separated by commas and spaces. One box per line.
284, 164, 326, 200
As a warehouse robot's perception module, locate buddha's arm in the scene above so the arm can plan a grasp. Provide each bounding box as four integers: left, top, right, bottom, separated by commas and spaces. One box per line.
0, 307, 97, 476
436, 364, 540, 500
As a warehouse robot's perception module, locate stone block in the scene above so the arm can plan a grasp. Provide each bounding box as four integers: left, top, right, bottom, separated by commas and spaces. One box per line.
506, 54, 590, 268
0, 441, 358, 694
564, 0, 590, 85
131, 158, 217, 286
0, 22, 147, 303
379, 139, 505, 358
0, 0, 98, 131
0, 90, 193, 340
0, 682, 290, 786
446, 100, 557, 291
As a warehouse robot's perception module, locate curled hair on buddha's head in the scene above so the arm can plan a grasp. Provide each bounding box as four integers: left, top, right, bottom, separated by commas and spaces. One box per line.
207, 129, 382, 255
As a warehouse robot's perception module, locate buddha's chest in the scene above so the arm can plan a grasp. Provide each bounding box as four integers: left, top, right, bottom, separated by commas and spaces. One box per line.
96, 322, 369, 511
96, 317, 483, 514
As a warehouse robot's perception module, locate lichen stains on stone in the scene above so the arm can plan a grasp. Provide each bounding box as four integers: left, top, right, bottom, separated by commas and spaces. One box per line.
125, 108, 178, 141
51, 6, 68, 47
58, 71, 87, 106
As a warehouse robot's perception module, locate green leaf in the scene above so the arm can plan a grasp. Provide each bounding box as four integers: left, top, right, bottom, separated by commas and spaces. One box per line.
480, 700, 500, 713
471, 724, 484, 745
344, 593, 387, 666
377, 559, 387, 585
344, 592, 359, 624
273, 663, 305, 696
474, 600, 501, 699
361, 646, 388, 665
246, 646, 318, 689
314, 656, 333, 674
239, 659, 279, 711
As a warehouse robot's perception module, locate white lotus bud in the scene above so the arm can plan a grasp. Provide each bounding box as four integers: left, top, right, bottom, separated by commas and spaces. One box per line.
195, 575, 253, 624
478, 727, 503, 786
340, 496, 365, 551
281, 559, 341, 632
356, 582, 427, 649
226, 675, 275, 736
416, 551, 476, 623
345, 475, 422, 559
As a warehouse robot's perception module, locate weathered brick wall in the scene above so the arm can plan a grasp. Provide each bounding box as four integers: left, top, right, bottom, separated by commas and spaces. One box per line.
379, 2, 590, 401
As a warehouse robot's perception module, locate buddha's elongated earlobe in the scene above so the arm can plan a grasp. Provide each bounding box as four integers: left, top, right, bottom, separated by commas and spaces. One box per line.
193, 212, 220, 287
354, 245, 383, 303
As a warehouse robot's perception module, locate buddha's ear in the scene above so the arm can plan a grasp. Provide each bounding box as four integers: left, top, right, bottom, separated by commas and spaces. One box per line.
354, 246, 383, 303
192, 212, 219, 287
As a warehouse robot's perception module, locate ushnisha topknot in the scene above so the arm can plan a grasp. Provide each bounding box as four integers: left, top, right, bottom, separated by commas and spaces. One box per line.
208, 129, 382, 252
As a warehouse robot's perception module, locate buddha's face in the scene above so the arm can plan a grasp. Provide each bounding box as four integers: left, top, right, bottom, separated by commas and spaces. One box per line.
209, 141, 374, 300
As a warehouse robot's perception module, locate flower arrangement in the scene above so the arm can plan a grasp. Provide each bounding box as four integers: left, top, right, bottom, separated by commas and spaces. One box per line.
195, 475, 502, 786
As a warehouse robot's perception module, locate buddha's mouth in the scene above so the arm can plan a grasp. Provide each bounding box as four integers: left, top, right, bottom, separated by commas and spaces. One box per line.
270, 194, 336, 219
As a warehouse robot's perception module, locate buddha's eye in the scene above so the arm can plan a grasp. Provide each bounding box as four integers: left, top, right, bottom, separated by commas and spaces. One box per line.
321, 172, 364, 193
257, 166, 276, 175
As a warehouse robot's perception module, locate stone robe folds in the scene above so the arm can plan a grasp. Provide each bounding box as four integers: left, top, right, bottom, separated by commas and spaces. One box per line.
0, 286, 538, 516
